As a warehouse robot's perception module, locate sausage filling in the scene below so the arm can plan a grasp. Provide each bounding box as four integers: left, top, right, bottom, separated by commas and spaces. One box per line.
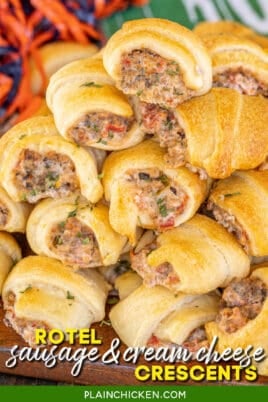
14, 149, 79, 203
216, 277, 267, 333
69, 112, 134, 146
137, 102, 187, 167
147, 325, 208, 351
131, 242, 180, 289
207, 201, 249, 253
50, 217, 102, 268
4, 291, 51, 347
125, 168, 188, 230
120, 49, 193, 107
0, 202, 9, 227
213, 68, 268, 96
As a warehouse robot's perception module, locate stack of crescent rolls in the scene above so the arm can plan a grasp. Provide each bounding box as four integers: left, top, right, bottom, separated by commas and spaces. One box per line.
0, 18, 268, 377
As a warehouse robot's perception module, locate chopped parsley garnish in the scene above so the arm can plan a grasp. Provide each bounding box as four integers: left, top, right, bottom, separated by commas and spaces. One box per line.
158, 174, 169, 185
81, 237, 90, 245
166, 69, 178, 76
174, 89, 183, 96
67, 291, 75, 300
21, 194, 27, 202
30, 189, 37, 197
58, 221, 66, 230
100, 319, 112, 327
81, 82, 102, 88
92, 124, 99, 132
19, 134, 27, 140
20, 285, 32, 293
98, 172, 104, 180
136, 89, 143, 96
107, 297, 119, 305
46, 172, 59, 181
157, 198, 168, 217
68, 208, 77, 218
165, 119, 174, 130
108, 131, 114, 139
223, 192, 241, 198
96, 138, 107, 145
54, 235, 63, 245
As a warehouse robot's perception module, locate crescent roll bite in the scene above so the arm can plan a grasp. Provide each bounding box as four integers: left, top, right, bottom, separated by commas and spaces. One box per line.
46, 57, 144, 151
207, 170, 268, 257
2, 256, 110, 347
130, 214, 250, 294
0, 185, 32, 233
103, 140, 209, 244
0, 232, 21, 294
103, 18, 212, 108
0, 116, 103, 203
200, 33, 268, 96
26, 196, 127, 269
110, 285, 219, 348
205, 267, 268, 376
145, 88, 268, 178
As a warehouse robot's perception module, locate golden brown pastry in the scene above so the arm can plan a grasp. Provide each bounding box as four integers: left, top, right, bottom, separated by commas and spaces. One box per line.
0, 232, 21, 294
2, 255, 110, 347
46, 57, 144, 151
26, 196, 127, 269
131, 214, 250, 294
156, 87, 268, 178
103, 18, 212, 108
194, 20, 268, 50
193, 20, 254, 37
207, 170, 268, 257
0, 116, 103, 203
0, 185, 32, 233
200, 32, 268, 95
114, 270, 143, 300
30, 41, 98, 94
205, 267, 268, 376
103, 140, 209, 244
110, 284, 219, 348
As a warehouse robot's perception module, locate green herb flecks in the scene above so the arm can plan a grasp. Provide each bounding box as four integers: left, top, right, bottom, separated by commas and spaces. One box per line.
223, 192, 241, 198
58, 221, 66, 230
136, 89, 143, 96
107, 297, 119, 305
30, 189, 37, 197
68, 208, 77, 218
157, 198, 168, 217
54, 235, 63, 245
20, 285, 32, 294
100, 319, 112, 327
67, 291, 75, 300
81, 82, 102, 88
158, 174, 169, 186
81, 237, 90, 245
97, 172, 104, 180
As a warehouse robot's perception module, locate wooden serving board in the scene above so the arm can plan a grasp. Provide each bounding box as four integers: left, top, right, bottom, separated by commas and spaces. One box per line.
0, 299, 267, 386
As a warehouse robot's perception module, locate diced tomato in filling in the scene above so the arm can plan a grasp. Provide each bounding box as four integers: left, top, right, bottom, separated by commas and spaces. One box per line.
120, 49, 193, 107
69, 111, 133, 146
13, 149, 79, 203
124, 167, 188, 231
214, 69, 268, 96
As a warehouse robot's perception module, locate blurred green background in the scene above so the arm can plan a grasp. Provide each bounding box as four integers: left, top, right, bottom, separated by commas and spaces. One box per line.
101, 0, 268, 37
